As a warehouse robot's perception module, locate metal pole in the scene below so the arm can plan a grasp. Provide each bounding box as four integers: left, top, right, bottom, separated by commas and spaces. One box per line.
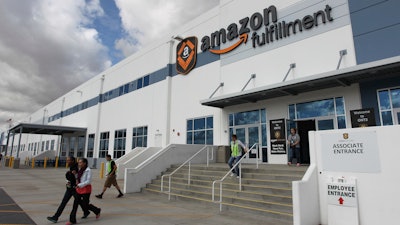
16, 127, 22, 158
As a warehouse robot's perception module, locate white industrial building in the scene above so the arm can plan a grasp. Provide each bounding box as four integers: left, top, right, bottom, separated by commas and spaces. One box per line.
2, 0, 400, 224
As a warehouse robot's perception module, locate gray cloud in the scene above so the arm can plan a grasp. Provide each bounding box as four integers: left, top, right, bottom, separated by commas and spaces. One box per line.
0, 0, 111, 129
115, 0, 218, 57
0, 0, 218, 131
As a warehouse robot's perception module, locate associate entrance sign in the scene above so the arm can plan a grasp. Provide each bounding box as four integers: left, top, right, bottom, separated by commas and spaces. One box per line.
320, 130, 380, 172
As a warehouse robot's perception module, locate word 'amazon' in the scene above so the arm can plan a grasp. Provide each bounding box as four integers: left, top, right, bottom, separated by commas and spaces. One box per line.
201, 5, 334, 54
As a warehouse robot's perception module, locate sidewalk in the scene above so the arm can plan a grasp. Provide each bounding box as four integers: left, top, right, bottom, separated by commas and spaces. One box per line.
0, 167, 292, 225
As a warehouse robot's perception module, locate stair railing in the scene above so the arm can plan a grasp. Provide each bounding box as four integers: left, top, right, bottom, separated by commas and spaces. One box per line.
212, 143, 259, 211
161, 145, 213, 200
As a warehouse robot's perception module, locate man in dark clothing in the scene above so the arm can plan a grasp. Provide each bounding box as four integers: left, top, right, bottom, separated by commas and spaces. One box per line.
95, 154, 123, 198
47, 156, 89, 223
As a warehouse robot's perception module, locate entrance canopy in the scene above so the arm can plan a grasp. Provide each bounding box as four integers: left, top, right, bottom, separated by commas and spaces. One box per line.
201, 56, 400, 108
8, 123, 87, 135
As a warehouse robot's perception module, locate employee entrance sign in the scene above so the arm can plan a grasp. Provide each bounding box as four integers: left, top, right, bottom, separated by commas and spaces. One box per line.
327, 181, 357, 207
327, 178, 359, 225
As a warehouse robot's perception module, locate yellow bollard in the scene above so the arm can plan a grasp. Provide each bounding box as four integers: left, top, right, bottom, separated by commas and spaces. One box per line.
55, 157, 59, 168
9, 157, 14, 167
66, 158, 68, 168
32, 158, 35, 169
44, 157, 47, 169
100, 162, 104, 179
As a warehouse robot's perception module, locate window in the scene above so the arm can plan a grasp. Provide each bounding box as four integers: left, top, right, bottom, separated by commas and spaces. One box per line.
114, 129, 126, 158
378, 87, 400, 125
228, 109, 268, 147
46, 140, 49, 151
187, 116, 213, 145
289, 97, 347, 129
87, 134, 95, 157
41, 141, 45, 152
50, 140, 55, 150
77, 136, 85, 157
132, 126, 148, 149
60, 138, 67, 156
69, 137, 75, 155
99, 132, 109, 158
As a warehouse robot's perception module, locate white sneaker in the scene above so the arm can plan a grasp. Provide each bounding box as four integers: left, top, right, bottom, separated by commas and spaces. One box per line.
236, 176, 240, 178
230, 173, 235, 177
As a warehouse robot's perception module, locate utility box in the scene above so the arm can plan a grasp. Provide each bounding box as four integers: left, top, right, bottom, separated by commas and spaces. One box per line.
13, 158, 20, 169
4, 158, 10, 167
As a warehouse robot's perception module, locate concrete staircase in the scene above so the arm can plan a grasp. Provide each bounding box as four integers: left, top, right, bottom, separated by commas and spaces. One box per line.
142, 163, 307, 224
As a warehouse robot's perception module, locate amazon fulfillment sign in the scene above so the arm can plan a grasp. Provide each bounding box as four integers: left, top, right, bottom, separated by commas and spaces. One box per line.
176, 4, 334, 74
201, 4, 333, 54
320, 130, 380, 173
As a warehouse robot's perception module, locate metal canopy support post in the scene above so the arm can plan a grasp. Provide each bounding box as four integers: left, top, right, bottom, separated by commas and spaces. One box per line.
241, 74, 256, 91
5, 130, 10, 156
209, 83, 224, 99
282, 63, 296, 82
336, 49, 347, 70
16, 127, 22, 158
10, 131, 15, 157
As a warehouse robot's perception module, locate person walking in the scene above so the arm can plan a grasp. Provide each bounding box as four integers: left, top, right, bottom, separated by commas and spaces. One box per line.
228, 134, 247, 178
287, 128, 301, 166
66, 158, 101, 225
95, 154, 123, 199
47, 156, 88, 223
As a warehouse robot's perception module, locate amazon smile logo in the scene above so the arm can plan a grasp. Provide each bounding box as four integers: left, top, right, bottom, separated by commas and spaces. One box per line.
200, 4, 333, 55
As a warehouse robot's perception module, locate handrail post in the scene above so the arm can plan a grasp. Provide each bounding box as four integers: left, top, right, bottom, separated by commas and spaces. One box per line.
188, 161, 191, 186
206, 147, 209, 167
219, 182, 222, 211
168, 176, 171, 200
239, 162, 242, 191
256, 144, 259, 169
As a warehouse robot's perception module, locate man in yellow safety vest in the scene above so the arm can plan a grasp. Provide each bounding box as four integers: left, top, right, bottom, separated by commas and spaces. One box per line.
95, 154, 123, 198
228, 134, 247, 178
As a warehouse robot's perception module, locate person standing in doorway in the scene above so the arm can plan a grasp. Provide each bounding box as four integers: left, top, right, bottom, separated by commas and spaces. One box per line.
95, 154, 123, 199
47, 156, 88, 223
228, 134, 247, 178
287, 128, 301, 166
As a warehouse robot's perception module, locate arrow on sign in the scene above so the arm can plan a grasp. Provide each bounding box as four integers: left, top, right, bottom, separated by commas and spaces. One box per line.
338, 197, 344, 205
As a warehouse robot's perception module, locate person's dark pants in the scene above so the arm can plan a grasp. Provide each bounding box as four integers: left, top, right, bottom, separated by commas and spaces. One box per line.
228, 156, 242, 176
289, 147, 301, 164
70, 193, 100, 223
53, 187, 75, 219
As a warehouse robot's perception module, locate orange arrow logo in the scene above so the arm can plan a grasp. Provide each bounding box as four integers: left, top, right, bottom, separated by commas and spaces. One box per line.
209, 33, 248, 55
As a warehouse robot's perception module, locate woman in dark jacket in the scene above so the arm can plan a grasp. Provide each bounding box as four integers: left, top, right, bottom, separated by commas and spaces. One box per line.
66, 158, 101, 225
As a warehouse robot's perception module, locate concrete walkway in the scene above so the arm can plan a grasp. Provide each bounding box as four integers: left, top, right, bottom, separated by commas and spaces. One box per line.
0, 166, 292, 225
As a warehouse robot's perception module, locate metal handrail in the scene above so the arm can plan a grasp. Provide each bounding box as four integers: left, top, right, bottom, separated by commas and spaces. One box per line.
212, 143, 259, 211
161, 145, 213, 200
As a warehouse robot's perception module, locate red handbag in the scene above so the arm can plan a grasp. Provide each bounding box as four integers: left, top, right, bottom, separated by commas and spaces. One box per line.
76, 184, 92, 194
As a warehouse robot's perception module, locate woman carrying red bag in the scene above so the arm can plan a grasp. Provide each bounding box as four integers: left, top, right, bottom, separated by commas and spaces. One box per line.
66, 158, 101, 225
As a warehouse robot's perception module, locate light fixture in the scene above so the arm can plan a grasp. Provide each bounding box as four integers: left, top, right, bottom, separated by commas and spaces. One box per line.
336, 49, 347, 70
282, 63, 296, 82
172, 35, 184, 41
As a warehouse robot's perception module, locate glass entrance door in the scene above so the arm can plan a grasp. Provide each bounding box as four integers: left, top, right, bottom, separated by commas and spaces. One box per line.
234, 125, 260, 163
394, 109, 400, 125
316, 116, 337, 130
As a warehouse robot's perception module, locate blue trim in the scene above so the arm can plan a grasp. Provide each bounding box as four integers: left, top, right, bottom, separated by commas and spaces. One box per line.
349, 0, 400, 64
48, 50, 220, 122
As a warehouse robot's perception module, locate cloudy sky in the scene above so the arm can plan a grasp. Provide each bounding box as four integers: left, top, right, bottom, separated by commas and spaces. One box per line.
0, 0, 217, 130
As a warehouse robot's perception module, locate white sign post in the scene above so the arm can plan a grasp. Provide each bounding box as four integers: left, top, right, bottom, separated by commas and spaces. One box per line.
327, 177, 359, 225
